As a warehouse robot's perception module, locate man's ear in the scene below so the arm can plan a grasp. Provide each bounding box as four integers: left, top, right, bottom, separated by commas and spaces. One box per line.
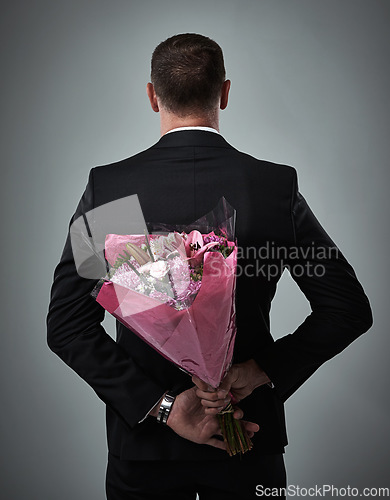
146, 83, 159, 112
220, 80, 231, 110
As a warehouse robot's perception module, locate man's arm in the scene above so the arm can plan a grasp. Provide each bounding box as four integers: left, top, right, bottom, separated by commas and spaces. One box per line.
46, 168, 167, 428
194, 169, 373, 406
255, 171, 373, 402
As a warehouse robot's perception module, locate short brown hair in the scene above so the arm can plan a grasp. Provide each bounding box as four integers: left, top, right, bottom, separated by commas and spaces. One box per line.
151, 33, 226, 116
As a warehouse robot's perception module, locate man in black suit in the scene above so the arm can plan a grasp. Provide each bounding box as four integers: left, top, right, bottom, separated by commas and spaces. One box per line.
47, 33, 373, 499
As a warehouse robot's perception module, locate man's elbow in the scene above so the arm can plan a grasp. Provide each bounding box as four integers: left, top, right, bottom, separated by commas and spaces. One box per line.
351, 299, 373, 336
47, 326, 60, 354
360, 302, 374, 333
46, 316, 67, 355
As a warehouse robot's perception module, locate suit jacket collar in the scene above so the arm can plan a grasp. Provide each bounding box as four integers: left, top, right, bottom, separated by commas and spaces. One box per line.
152, 130, 233, 149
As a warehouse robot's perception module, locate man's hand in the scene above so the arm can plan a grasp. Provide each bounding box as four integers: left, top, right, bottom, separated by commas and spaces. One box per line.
150, 386, 259, 451
192, 359, 271, 415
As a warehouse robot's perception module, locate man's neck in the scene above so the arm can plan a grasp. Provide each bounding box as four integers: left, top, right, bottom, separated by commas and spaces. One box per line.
159, 109, 220, 136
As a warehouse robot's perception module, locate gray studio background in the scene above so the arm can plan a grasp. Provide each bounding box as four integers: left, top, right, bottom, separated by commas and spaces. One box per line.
1, 1, 389, 498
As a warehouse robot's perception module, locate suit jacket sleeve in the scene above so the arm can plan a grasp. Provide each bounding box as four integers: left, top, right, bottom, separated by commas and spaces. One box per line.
46, 168, 166, 428
254, 169, 373, 402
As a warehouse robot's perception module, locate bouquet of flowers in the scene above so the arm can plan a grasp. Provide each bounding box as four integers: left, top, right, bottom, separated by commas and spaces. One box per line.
79, 197, 251, 455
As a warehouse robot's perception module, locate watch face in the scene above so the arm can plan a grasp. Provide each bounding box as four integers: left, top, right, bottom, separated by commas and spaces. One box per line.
165, 393, 175, 403
161, 395, 174, 409
157, 393, 176, 424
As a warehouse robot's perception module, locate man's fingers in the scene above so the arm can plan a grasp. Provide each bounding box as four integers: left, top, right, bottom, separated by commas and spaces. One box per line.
192, 376, 230, 399
233, 407, 244, 420
201, 399, 228, 409
196, 388, 218, 400
196, 388, 230, 402
192, 375, 219, 394
232, 410, 260, 434
204, 406, 225, 415
218, 376, 232, 394
200, 397, 230, 409
241, 420, 260, 433
192, 376, 212, 391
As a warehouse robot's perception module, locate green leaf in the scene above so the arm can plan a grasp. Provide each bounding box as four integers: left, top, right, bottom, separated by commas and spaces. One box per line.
144, 231, 155, 262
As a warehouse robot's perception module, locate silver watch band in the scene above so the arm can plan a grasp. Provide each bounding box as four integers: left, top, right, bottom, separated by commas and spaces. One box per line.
157, 392, 176, 425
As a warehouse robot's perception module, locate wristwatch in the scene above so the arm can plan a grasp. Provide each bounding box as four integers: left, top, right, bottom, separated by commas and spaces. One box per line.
157, 392, 176, 425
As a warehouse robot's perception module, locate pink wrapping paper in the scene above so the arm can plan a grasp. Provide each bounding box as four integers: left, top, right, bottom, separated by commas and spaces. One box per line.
95, 233, 237, 388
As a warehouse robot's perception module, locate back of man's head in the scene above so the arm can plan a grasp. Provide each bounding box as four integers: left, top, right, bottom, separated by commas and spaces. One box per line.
151, 33, 226, 117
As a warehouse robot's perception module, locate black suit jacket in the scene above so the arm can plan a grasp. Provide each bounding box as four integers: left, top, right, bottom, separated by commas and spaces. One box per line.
47, 130, 372, 461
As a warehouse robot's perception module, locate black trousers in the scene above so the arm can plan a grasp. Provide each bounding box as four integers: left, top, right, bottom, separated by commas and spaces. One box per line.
106, 451, 287, 500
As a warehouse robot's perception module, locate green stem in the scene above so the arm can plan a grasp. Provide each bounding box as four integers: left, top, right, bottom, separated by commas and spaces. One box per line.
144, 231, 155, 262
217, 404, 253, 456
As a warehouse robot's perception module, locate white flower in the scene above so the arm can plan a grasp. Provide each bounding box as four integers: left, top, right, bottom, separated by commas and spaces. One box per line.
149, 260, 169, 279
138, 262, 153, 274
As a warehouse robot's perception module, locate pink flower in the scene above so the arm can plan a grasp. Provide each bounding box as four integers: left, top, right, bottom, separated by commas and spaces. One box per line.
184, 230, 219, 266
184, 230, 203, 258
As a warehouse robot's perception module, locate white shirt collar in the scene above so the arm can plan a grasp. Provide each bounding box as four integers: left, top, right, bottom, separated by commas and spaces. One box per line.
164, 126, 220, 135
